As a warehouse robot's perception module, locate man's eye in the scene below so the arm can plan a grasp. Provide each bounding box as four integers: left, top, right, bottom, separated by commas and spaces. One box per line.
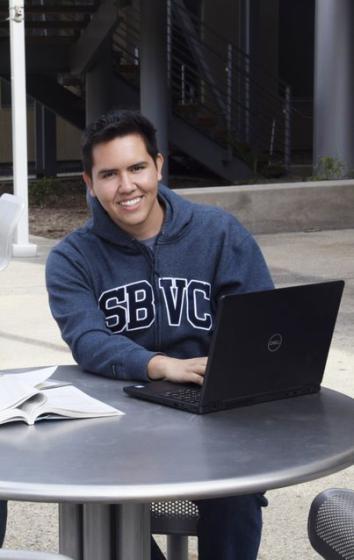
131, 164, 145, 173
102, 171, 115, 179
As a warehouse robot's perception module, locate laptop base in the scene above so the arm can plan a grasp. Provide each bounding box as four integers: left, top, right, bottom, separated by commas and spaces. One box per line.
124, 381, 320, 414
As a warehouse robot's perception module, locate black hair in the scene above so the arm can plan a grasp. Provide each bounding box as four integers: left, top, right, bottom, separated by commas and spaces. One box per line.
81, 110, 159, 177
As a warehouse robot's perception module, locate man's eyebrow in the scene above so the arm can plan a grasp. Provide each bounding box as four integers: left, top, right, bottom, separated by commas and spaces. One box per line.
128, 160, 147, 169
96, 161, 148, 177
97, 168, 116, 176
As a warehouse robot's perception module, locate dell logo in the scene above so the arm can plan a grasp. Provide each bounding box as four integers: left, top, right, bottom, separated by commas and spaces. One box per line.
268, 333, 283, 352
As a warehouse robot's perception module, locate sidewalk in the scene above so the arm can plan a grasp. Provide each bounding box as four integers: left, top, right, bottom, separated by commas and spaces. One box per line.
1, 229, 354, 559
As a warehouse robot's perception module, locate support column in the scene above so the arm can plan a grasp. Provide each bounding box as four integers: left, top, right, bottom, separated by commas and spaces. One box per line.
140, 0, 169, 179
83, 504, 114, 560
116, 503, 151, 560
9, 0, 37, 257
35, 102, 57, 177
314, 0, 354, 173
59, 503, 83, 560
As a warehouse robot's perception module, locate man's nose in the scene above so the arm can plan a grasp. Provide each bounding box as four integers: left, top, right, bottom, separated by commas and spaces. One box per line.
118, 173, 135, 192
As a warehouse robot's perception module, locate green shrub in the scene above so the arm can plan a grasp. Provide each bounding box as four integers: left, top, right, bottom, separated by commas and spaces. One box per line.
311, 156, 345, 181
29, 177, 58, 207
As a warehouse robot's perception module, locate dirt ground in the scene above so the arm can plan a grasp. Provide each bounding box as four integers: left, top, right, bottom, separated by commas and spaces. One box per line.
0, 176, 88, 239
27, 177, 89, 239
29, 203, 90, 239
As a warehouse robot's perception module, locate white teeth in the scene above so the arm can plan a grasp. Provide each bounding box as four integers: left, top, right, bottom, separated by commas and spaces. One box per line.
119, 197, 141, 207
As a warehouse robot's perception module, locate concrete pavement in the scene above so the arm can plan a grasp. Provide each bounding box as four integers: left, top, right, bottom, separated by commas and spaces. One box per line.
1, 229, 354, 559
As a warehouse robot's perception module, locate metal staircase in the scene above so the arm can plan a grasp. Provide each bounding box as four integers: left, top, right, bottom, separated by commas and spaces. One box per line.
113, 0, 293, 181
0, 0, 295, 181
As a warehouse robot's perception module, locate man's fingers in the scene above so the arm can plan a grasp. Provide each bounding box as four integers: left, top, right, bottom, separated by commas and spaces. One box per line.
185, 367, 205, 384
189, 373, 204, 386
191, 364, 206, 375
194, 357, 208, 366
188, 357, 208, 371
150, 356, 208, 384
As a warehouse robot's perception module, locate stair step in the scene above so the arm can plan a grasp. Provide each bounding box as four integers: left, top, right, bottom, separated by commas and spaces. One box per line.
114, 63, 139, 80
175, 105, 217, 127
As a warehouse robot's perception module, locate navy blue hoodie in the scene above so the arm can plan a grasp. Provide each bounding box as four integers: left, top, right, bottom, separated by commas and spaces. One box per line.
46, 185, 273, 381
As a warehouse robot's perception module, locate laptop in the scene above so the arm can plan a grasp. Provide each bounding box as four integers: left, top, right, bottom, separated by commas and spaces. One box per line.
123, 280, 344, 414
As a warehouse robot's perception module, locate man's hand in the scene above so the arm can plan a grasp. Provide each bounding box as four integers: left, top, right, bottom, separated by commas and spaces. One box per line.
147, 355, 208, 385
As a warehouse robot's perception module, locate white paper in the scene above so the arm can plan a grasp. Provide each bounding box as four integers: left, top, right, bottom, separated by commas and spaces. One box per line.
6, 366, 58, 387
0, 366, 124, 425
0, 366, 57, 410
39, 385, 121, 417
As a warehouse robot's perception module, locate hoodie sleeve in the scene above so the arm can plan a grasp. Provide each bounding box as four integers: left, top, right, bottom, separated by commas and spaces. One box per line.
46, 247, 157, 381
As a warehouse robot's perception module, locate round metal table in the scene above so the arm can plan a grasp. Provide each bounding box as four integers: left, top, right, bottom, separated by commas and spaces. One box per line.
1, 365, 354, 559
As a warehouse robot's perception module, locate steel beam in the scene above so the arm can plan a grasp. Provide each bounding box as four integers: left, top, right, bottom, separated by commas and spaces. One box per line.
70, 0, 120, 75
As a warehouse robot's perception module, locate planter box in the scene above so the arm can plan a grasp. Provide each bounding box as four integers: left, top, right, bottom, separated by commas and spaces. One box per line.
175, 180, 354, 234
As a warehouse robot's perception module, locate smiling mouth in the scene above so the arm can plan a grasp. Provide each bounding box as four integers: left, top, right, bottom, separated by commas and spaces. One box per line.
118, 196, 143, 208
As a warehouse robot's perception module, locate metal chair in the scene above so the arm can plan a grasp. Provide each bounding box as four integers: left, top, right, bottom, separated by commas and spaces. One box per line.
308, 488, 354, 560
151, 500, 199, 560
0, 193, 24, 271
0, 552, 74, 560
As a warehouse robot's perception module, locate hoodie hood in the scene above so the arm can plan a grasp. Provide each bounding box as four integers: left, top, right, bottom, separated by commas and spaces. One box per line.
88, 183, 193, 247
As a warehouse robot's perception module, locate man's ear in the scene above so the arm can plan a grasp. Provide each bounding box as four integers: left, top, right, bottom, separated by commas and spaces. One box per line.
156, 153, 164, 182
83, 172, 95, 197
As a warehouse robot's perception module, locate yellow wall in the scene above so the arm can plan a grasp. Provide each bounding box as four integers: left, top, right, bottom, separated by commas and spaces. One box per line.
0, 107, 81, 164
57, 118, 81, 161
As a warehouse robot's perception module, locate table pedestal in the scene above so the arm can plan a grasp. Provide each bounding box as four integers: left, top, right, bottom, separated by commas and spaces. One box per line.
59, 503, 151, 560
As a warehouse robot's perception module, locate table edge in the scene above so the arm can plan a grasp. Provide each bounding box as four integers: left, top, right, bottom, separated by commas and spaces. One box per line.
1, 450, 353, 503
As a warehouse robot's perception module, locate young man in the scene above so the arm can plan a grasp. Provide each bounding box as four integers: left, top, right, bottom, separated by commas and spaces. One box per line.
46, 110, 273, 560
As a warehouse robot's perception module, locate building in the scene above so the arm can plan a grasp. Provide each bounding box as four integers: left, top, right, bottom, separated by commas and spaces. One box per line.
0, 0, 352, 181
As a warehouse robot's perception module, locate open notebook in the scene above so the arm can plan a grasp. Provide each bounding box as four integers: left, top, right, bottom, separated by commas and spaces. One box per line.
0, 366, 123, 425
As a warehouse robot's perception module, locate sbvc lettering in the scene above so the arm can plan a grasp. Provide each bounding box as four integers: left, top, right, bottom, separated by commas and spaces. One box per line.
98, 278, 212, 334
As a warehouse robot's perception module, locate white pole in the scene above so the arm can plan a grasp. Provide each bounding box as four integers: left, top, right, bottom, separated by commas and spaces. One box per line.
9, 0, 37, 257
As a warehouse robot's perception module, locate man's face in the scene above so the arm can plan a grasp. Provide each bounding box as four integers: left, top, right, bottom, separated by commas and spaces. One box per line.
83, 133, 164, 240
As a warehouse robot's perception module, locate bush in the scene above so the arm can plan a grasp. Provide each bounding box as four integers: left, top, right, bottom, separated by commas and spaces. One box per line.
311, 156, 345, 181
29, 177, 58, 207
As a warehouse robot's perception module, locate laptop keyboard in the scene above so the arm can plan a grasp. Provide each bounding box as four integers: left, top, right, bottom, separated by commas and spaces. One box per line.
163, 386, 201, 404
